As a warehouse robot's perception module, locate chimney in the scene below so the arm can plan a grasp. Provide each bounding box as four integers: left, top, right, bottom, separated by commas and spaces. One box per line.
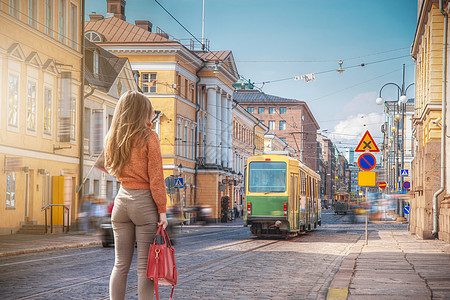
107, 0, 126, 21
135, 20, 152, 32
89, 13, 104, 22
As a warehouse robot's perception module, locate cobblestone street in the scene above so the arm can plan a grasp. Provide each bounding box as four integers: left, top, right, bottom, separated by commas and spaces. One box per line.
0, 211, 368, 299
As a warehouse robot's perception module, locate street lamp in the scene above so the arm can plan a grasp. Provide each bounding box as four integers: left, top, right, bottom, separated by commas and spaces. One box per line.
376, 64, 414, 214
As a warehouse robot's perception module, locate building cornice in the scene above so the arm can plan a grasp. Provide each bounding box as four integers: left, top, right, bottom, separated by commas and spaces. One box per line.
100, 44, 203, 69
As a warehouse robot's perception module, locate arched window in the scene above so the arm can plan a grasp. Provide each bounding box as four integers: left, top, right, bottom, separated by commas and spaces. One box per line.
85, 31, 102, 42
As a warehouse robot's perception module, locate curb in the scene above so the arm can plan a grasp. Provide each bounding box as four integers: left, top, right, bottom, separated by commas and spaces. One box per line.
326, 241, 364, 300
0, 241, 102, 258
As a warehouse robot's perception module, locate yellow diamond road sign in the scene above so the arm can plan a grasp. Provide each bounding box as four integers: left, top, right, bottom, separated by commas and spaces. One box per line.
355, 130, 380, 152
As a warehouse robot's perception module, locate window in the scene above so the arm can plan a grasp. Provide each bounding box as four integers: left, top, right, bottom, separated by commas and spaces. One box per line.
69, 4, 77, 49
26, 81, 37, 132
85, 31, 102, 42
248, 162, 286, 193
184, 122, 189, 158
280, 138, 286, 143
142, 73, 157, 93
279, 121, 286, 130
190, 126, 195, 159
43, 88, 52, 135
58, 0, 66, 43
28, 0, 37, 28
177, 121, 182, 155
6, 172, 16, 208
94, 179, 99, 195
8, 74, 19, 128
247, 107, 254, 113
261, 120, 264, 124
184, 79, 188, 98
280, 107, 287, 114
9, 0, 19, 18
107, 114, 113, 130
45, 0, 53, 36
268, 121, 275, 130
84, 108, 91, 153
93, 50, 99, 75
70, 97, 76, 141
269, 107, 275, 114
258, 107, 265, 114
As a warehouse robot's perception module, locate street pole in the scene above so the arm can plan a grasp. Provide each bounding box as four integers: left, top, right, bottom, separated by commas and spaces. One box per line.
365, 186, 368, 245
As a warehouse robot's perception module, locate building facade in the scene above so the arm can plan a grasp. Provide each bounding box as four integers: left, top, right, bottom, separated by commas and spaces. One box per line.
233, 88, 320, 170
317, 134, 336, 206
83, 39, 138, 203
411, 0, 450, 241
85, 1, 240, 221
0, 0, 83, 234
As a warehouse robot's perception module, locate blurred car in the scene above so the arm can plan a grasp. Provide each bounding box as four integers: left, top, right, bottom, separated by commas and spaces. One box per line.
100, 217, 114, 247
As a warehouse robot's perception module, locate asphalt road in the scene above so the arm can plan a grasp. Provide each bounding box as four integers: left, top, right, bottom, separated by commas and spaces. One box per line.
0, 211, 406, 299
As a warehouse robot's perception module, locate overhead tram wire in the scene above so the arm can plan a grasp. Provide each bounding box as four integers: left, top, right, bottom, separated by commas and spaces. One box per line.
236, 46, 411, 63
254, 55, 411, 86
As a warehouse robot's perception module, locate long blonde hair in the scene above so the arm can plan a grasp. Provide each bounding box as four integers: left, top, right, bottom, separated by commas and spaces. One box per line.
104, 91, 154, 176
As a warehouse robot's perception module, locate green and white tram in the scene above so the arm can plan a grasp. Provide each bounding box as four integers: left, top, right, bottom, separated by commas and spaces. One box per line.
244, 154, 321, 237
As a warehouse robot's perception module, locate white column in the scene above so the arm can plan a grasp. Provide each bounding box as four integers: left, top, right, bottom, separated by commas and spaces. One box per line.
216, 88, 222, 165
227, 95, 232, 169
206, 86, 217, 165
221, 92, 227, 167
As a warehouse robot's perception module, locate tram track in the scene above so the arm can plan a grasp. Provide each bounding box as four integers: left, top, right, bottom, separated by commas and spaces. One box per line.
106, 238, 284, 300
14, 234, 270, 300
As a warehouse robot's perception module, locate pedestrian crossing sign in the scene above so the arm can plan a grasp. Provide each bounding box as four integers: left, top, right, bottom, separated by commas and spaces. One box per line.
174, 178, 184, 188
355, 130, 380, 152
401, 169, 409, 177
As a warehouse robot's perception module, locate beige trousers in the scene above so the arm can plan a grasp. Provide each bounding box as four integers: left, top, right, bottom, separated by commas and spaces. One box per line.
109, 187, 158, 300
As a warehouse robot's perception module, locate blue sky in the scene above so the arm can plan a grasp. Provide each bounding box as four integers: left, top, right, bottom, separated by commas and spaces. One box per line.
86, 0, 417, 152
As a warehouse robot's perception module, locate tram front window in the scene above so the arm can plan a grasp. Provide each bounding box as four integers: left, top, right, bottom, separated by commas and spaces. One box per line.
248, 162, 286, 193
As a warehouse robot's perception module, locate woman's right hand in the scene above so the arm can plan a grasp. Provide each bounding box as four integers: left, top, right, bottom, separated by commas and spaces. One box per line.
158, 212, 168, 229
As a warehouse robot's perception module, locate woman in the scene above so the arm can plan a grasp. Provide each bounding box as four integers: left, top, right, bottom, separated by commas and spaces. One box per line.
104, 91, 168, 300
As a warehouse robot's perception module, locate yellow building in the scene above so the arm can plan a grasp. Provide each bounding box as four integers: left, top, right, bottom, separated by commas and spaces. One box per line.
0, 0, 83, 234
85, 1, 240, 221
411, 0, 450, 241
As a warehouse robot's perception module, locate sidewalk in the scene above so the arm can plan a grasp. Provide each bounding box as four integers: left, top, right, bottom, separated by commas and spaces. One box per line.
327, 229, 450, 299
0, 218, 244, 258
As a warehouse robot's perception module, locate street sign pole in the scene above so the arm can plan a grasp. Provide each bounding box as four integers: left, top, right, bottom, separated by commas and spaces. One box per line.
365, 186, 368, 245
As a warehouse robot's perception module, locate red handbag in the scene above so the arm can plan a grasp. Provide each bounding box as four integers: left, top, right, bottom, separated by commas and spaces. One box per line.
147, 226, 177, 300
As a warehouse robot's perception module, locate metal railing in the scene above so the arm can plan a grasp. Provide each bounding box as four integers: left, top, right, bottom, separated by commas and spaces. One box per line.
42, 204, 70, 234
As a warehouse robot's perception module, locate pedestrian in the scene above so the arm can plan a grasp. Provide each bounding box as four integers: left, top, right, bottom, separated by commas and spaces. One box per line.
78, 195, 92, 232
104, 91, 168, 300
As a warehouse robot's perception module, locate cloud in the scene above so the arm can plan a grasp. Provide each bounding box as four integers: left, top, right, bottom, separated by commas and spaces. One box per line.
330, 112, 384, 150
341, 91, 378, 115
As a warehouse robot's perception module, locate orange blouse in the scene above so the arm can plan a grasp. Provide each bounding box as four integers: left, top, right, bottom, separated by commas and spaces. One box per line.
117, 130, 167, 213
